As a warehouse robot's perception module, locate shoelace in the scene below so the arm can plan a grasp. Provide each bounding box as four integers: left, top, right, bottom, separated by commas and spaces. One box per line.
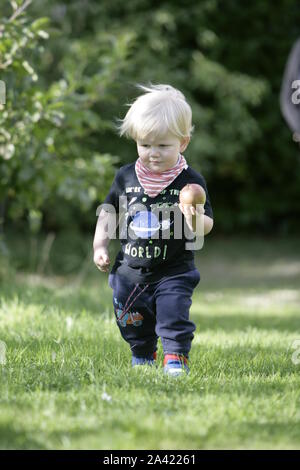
117, 283, 149, 323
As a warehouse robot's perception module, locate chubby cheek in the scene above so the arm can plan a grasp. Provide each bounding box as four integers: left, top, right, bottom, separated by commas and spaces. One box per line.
139, 153, 150, 164
137, 148, 148, 161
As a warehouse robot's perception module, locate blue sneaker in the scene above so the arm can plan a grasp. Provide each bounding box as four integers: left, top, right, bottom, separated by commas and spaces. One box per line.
163, 354, 189, 376
132, 352, 157, 367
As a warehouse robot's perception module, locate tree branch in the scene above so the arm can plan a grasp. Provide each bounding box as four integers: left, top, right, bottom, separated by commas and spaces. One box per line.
9, 0, 32, 22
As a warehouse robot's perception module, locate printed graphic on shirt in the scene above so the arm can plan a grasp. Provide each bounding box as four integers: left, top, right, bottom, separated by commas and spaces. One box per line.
102, 162, 213, 281
125, 186, 142, 194
119, 187, 183, 263
124, 242, 168, 260
129, 211, 174, 239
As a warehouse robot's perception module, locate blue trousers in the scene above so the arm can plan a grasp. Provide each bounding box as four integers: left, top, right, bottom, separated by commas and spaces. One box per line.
108, 269, 200, 358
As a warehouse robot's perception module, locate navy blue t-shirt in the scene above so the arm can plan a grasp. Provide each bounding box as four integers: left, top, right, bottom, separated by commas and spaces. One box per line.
102, 162, 213, 283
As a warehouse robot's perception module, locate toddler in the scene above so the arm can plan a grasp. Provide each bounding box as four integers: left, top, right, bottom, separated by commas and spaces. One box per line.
93, 84, 213, 376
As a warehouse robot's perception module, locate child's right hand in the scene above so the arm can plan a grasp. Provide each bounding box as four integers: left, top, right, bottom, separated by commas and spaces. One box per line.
93, 247, 110, 272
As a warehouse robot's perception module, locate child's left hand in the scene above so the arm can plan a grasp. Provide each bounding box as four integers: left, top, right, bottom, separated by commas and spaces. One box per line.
178, 203, 205, 217
178, 203, 205, 233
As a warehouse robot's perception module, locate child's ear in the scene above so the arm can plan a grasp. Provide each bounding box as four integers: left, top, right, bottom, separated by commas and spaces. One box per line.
180, 137, 190, 152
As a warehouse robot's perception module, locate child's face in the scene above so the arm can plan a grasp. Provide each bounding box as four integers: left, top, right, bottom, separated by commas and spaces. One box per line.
136, 132, 189, 173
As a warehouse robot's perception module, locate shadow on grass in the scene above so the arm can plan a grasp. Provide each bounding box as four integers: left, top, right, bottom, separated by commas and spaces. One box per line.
234, 421, 300, 448
194, 235, 300, 291
1, 335, 127, 392
0, 423, 47, 450
199, 278, 300, 291
192, 312, 300, 333
0, 277, 113, 317
179, 420, 300, 449
0, 421, 107, 450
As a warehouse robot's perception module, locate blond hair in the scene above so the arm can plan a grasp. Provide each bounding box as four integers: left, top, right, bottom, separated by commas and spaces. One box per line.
117, 83, 194, 141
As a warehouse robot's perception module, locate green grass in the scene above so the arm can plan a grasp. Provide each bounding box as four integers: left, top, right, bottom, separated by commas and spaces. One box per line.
1, 235, 300, 449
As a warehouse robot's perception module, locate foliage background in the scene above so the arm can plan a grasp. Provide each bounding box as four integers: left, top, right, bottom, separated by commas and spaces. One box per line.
1, 0, 300, 248
1, 1, 300, 451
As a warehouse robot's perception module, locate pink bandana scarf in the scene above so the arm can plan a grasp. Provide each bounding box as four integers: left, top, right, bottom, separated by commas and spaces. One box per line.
135, 154, 188, 198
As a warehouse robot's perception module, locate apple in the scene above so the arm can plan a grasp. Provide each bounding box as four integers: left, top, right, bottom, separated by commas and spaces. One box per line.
179, 183, 206, 206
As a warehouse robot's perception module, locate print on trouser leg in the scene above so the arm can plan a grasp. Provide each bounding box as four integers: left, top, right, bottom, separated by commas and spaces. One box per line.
110, 273, 158, 358
108, 269, 200, 359
154, 269, 200, 357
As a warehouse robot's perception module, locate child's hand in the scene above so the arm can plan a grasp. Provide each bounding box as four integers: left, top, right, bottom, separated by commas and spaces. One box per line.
178, 203, 205, 232
93, 247, 110, 272
178, 203, 205, 217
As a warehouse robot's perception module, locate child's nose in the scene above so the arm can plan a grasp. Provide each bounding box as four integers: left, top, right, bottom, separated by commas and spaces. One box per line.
149, 147, 160, 156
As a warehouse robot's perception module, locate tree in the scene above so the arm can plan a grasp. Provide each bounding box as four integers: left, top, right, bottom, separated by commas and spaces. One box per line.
0, 0, 134, 236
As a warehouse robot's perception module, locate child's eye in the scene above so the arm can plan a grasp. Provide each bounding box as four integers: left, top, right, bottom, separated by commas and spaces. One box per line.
140, 144, 169, 148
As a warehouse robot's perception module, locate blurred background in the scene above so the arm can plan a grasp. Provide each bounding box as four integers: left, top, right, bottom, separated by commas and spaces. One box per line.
1, 0, 300, 279
1, 0, 300, 451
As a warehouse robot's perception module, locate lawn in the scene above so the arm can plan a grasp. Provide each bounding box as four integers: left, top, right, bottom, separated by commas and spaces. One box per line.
0, 235, 300, 449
